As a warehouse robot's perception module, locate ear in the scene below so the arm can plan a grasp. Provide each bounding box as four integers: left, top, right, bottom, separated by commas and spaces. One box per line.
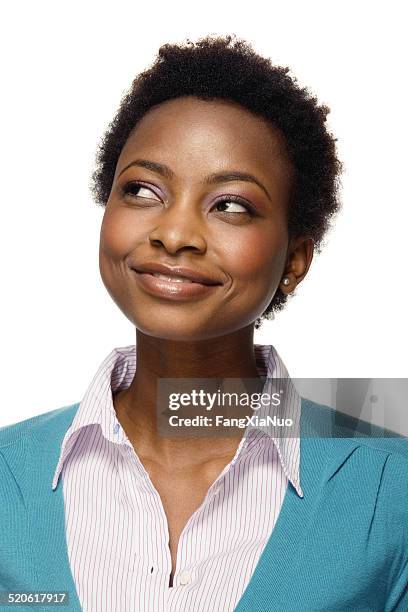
279, 237, 314, 294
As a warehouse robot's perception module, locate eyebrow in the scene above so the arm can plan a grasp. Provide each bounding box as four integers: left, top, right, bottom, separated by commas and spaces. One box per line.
118, 158, 272, 201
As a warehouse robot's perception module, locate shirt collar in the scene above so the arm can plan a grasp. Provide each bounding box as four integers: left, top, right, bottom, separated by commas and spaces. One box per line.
52, 343, 303, 497
253, 344, 303, 497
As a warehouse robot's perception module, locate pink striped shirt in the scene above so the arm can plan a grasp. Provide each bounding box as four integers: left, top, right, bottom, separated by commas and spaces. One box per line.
52, 343, 303, 611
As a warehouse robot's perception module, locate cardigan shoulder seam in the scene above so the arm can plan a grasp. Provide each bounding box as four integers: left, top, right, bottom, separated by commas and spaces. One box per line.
0, 402, 80, 449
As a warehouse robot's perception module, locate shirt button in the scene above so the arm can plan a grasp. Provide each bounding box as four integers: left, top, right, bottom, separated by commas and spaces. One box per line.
178, 570, 192, 586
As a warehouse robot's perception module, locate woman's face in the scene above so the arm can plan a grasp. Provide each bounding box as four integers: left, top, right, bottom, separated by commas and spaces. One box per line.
99, 95, 304, 341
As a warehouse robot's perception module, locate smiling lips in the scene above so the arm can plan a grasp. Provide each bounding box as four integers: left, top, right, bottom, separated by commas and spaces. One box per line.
148, 272, 198, 284
132, 262, 222, 285
131, 262, 223, 300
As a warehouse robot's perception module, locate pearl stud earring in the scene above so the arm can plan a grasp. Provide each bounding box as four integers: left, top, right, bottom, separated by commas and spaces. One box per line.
282, 276, 290, 286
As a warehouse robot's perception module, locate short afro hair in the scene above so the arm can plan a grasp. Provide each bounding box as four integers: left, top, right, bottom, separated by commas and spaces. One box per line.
90, 34, 343, 328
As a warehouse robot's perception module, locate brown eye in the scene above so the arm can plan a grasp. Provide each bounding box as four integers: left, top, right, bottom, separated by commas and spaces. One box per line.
213, 196, 253, 215
122, 182, 161, 200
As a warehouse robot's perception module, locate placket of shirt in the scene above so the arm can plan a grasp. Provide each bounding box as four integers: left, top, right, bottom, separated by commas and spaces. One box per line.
166, 433, 254, 610
112, 422, 254, 610
110, 432, 168, 612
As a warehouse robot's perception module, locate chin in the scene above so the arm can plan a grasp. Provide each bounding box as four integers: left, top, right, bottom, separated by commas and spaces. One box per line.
134, 313, 256, 343
130, 311, 226, 342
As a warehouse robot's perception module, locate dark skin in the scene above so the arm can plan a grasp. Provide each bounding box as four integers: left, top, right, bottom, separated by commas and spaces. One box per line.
99, 95, 314, 584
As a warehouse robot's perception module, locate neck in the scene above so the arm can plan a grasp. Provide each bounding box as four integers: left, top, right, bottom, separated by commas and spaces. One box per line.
136, 324, 259, 377
113, 324, 261, 462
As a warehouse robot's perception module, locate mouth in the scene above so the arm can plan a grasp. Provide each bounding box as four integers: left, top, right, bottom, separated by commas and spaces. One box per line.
131, 263, 222, 286
140, 271, 203, 284
131, 269, 222, 301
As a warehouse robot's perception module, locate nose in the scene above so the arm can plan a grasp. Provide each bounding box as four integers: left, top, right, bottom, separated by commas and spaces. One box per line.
148, 200, 207, 255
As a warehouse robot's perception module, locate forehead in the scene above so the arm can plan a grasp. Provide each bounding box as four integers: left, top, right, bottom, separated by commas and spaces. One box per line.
116, 96, 293, 186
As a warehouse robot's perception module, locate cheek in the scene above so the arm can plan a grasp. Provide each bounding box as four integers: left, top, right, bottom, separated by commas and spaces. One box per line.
99, 206, 142, 260
221, 225, 287, 284
99, 207, 143, 299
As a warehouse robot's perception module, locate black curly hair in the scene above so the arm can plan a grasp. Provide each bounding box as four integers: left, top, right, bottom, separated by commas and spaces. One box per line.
90, 34, 343, 329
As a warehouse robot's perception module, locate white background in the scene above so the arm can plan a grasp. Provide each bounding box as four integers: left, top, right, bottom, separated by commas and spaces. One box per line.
1, 1, 407, 427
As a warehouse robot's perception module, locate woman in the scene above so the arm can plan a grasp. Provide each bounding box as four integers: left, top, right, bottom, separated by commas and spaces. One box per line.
1, 35, 407, 612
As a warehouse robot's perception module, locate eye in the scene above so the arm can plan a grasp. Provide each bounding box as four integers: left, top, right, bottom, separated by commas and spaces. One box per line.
213, 196, 253, 215
122, 181, 161, 201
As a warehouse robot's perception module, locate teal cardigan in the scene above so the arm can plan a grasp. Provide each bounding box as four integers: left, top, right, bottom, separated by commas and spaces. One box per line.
0, 399, 407, 612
